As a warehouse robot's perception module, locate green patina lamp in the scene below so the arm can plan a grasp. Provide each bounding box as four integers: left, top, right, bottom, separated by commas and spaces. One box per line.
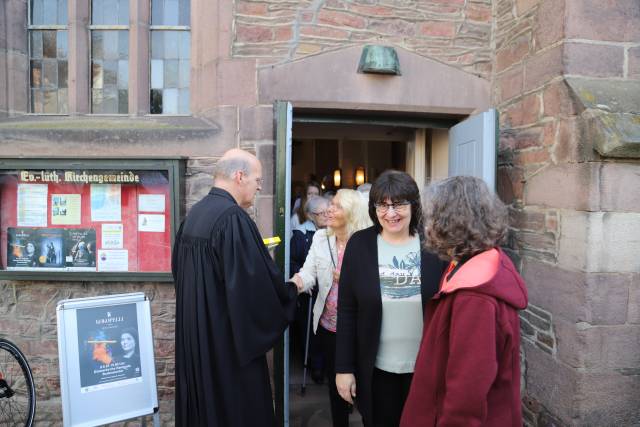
357, 45, 401, 75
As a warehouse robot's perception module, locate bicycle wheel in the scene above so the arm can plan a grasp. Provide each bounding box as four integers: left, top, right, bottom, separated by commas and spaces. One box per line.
0, 339, 36, 427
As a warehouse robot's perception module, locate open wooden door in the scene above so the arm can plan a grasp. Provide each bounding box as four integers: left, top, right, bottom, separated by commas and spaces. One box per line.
274, 101, 293, 426
448, 109, 498, 190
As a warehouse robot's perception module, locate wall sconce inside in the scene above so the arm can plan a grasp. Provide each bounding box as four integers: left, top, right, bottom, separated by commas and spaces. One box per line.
333, 169, 341, 188
355, 166, 365, 186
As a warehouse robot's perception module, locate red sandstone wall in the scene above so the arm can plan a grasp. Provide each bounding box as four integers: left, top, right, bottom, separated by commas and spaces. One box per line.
232, 0, 494, 78
493, 0, 640, 425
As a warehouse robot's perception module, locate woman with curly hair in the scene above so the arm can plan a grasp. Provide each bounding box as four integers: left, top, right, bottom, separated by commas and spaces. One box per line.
400, 175, 528, 427
335, 170, 446, 427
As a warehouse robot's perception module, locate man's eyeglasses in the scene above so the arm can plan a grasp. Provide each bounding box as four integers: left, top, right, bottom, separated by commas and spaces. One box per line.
311, 210, 327, 216
374, 201, 411, 214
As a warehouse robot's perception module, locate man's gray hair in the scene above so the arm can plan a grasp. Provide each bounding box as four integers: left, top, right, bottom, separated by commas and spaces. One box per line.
304, 195, 328, 215
214, 157, 251, 181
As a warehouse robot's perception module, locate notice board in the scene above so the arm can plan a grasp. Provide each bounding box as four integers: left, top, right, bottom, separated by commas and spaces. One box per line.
57, 293, 158, 427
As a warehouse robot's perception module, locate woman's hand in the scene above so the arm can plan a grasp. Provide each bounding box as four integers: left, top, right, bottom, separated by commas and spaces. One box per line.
290, 274, 305, 293
335, 373, 356, 404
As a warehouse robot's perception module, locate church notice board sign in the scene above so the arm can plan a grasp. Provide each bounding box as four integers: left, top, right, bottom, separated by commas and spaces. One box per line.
0, 158, 182, 281
57, 293, 158, 427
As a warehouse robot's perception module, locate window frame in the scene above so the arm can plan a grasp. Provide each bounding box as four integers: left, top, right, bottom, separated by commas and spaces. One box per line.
25, 0, 192, 117
27, 0, 70, 115
148, 0, 191, 116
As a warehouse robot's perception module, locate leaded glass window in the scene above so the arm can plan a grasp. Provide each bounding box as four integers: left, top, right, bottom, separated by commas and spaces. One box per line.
150, 0, 190, 114
29, 0, 68, 113
90, 0, 129, 114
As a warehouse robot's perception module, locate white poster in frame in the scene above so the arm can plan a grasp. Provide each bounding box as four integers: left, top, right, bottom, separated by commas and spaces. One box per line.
56, 293, 159, 427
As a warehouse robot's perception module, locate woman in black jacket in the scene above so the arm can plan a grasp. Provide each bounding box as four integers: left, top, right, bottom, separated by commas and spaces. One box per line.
335, 171, 447, 427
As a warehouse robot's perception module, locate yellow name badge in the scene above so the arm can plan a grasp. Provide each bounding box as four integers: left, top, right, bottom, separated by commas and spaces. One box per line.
263, 236, 281, 249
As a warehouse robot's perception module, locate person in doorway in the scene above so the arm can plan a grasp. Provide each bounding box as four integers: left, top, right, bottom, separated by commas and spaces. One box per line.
335, 170, 447, 427
290, 195, 330, 384
400, 176, 528, 426
291, 181, 322, 234
172, 148, 298, 427
290, 189, 371, 427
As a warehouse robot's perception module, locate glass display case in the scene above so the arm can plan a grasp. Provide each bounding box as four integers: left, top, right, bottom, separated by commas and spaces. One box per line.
0, 158, 182, 281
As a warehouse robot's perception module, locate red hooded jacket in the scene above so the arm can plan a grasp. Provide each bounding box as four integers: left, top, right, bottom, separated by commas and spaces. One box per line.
400, 248, 528, 427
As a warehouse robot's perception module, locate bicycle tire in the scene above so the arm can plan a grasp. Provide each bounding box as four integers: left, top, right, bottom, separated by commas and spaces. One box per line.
0, 338, 36, 427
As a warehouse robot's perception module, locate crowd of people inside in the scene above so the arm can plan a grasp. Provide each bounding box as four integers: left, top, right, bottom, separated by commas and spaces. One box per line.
173, 148, 528, 427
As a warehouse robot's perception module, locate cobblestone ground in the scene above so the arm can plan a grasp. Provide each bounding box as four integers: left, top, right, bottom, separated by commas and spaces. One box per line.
289, 352, 362, 427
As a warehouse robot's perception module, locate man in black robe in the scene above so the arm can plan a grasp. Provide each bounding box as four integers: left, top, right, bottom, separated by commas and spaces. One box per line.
172, 148, 297, 426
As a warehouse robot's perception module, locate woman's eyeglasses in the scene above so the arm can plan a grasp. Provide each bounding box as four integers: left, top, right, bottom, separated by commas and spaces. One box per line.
311, 210, 328, 217
374, 201, 411, 213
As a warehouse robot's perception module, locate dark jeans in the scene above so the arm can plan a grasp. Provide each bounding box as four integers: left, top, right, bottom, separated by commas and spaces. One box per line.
318, 326, 351, 427
371, 368, 413, 427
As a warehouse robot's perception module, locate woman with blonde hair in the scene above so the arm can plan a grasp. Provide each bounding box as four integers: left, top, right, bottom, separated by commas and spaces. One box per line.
291, 189, 371, 427
400, 175, 528, 427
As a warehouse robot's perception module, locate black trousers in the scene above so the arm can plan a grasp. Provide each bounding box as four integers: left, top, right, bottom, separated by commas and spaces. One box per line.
318, 326, 351, 427
371, 368, 413, 427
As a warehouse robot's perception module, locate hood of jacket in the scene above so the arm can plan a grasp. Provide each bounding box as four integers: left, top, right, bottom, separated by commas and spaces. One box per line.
439, 248, 528, 310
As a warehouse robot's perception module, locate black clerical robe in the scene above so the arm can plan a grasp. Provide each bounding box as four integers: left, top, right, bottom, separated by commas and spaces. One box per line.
172, 187, 297, 427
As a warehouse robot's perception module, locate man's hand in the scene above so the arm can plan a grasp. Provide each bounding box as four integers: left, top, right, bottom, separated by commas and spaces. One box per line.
336, 373, 356, 404
290, 274, 305, 293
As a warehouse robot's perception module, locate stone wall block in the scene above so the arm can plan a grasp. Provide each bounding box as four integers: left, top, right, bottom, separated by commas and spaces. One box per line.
496, 66, 524, 103
543, 80, 580, 118
200, 106, 240, 155
317, 10, 366, 29
0, 1, 7, 49
255, 195, 274, 237
515, 0, 538, 17
503, 92, 541, 127
497, 165, 524, 204
370, 19, 416, 37
500, 127, 543, 151
515, 230, 556, 254
235, 23, 274, 43
0, 53, 7, 116
523, 340, 578, 423
534, 0, 564, 50
299, 25, 350, 40
559, 211, 640, 273
525, 163, 600, 211
552, 117, 596, 164
578, 370, 640, 425
511, 208, 546, 232
564, 42, 625, 78
565, 0, 640, 43
240, 105, 274, 141
465, 3, 492, 22
522, 258, 587, 324
216, 59, 257, 106
628, 278, 640, 324
256, 143, 275, 196
629, 47, 640, 80
7, 50, 28, 113
417, 21, 457, 38
236, 1, 269, 16
524, 45, 563, 92
496, 33, 530, 72
6, 0, 27, 52
601, 162, 640, 212
555, 317, 598, 368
